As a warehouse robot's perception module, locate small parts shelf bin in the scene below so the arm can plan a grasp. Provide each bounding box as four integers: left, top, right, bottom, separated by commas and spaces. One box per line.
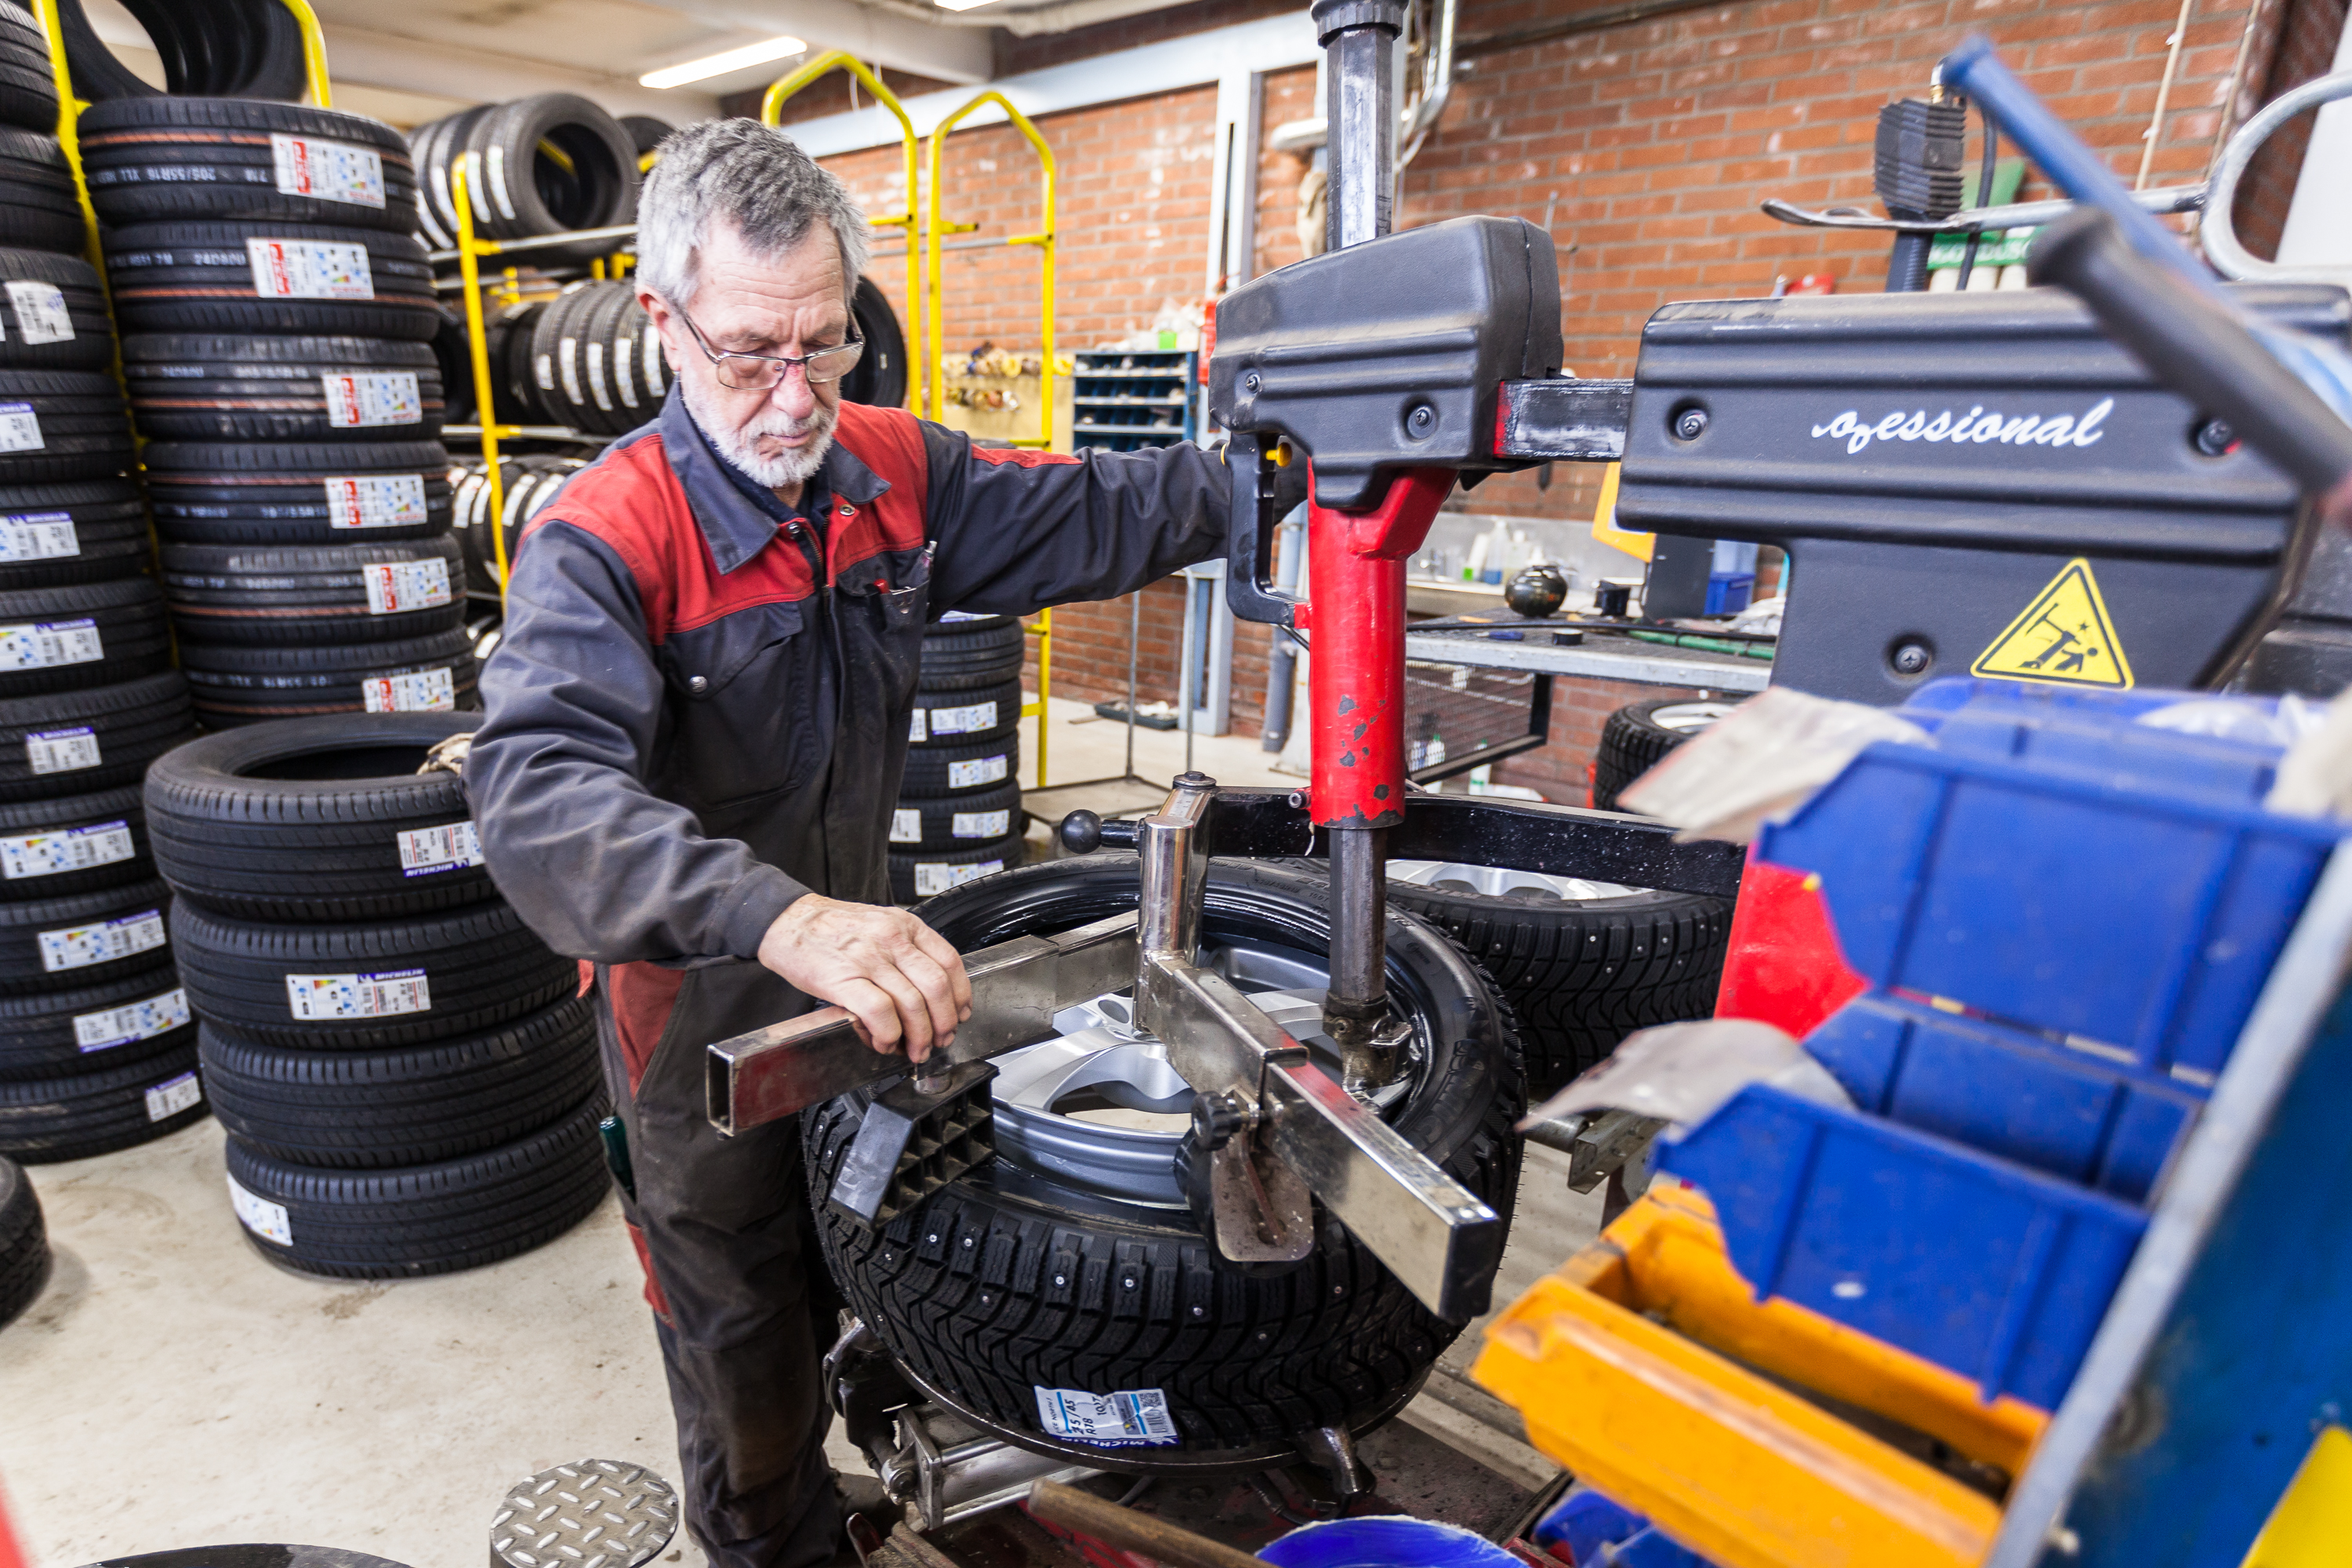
1474, 677, 2350, 1567
1071, 350, 1195, 451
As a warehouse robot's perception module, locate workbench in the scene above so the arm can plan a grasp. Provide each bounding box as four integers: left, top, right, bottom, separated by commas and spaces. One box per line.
1403, 626, 1772, 694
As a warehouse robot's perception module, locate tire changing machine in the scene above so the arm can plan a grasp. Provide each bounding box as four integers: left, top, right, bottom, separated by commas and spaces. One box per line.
705, 17, 2352, 1563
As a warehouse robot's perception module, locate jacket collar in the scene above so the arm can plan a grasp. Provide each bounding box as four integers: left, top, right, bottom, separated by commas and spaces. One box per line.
657, 387, 892, 575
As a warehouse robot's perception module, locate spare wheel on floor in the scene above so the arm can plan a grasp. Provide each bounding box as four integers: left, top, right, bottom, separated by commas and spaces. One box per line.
804, 855, 1523, 1467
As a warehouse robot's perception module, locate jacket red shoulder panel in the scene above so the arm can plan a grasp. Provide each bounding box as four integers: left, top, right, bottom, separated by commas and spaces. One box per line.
826, 401, 932, 582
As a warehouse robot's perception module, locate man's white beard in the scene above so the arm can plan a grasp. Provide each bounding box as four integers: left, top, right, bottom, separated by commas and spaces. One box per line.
684, 378, 838, 489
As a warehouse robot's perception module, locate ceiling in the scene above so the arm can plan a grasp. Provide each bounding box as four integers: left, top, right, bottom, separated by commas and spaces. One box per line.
82, 0, 1207, 130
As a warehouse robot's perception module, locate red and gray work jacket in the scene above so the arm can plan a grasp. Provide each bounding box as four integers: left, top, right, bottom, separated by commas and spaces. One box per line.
463, 387, 1226, 1084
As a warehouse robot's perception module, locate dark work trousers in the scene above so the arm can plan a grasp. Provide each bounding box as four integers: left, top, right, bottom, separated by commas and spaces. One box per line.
590, 956, 849, 1568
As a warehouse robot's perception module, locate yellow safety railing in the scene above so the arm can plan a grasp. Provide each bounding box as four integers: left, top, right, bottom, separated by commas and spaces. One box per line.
448, 160, 517, 602
764, 53, 927, 419
926, 93, 1059, 786
279, 0, 333, 107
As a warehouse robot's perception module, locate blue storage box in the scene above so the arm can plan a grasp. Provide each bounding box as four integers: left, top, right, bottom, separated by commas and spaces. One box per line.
1755, 698, 2341, 1080
1658, 1082, 2148, 1408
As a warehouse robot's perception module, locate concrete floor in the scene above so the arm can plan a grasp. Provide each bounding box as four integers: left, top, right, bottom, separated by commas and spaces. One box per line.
2, 699, 1593, 1567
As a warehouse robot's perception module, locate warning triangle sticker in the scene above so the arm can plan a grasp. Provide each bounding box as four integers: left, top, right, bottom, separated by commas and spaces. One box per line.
1971, 558, 2134, 688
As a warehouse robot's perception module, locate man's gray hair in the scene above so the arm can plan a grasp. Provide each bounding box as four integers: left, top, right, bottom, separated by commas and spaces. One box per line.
635, 119, 870, 308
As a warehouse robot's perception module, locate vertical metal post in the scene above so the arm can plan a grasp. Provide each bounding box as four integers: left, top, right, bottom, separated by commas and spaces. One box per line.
1126, 591, 1141, 782
1307, 0, 1414, 1087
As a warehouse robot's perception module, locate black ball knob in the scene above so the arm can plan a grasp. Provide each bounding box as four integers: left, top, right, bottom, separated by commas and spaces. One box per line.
1192, 1090, 1249, 1151
1059, 809, 1104, 855
1505, 563, 1569, 619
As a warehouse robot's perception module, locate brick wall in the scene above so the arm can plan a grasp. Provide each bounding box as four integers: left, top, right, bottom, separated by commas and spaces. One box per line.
817, 0, 2272, 789
1491, 673, 1734, 804
2225, 0, 2347, 259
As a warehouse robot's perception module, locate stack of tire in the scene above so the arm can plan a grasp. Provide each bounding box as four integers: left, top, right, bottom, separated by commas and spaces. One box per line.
408, 95, 640, 265
893, 616, 1028, 903
147, 713, 609, 1278
0, 6, 207, 1169
1, 1152, 46, 1327
88, 97, 468, 729
451, 453, 583, 600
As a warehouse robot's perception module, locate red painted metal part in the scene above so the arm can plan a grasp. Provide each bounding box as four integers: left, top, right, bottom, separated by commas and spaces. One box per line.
1713, 857, 1869, 1038
1306, 466, 1456, 829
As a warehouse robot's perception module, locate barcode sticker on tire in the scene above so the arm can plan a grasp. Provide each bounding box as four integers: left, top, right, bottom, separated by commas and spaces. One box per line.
325, 473, 428, 529
247, 238, 374, 300
5, 280, 72, 343
953, 809, 1010, 838
397, 819, 481, 876
0, 618, 100, 671
0, 401, 42, 452
321, 372, 421, 428
361, 665, 456, 713
913, 858, 1002, 897
0, 510, 76, 561
927, 700, 997, 737
270, 133, 386, 208
362, 556, 452, 615
143, 1069, 201, 1123
890, 808, 921, 844
1, 818, 133, 880
909, 709, 927, 743
946, 753, 1009, 789
75, 985, 188, 1051
1033, 1386, 1179, 1446
25, 726, 99, 775
38, 906, 164, 972
286, 967, 431, 1020
227, 1173, 292, 1245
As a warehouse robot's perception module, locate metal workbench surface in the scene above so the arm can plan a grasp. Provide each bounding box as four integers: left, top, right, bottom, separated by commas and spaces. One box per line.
1403, 628, 1773, 692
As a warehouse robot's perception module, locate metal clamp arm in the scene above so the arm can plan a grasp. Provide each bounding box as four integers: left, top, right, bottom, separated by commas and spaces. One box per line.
1226, 434, 1300, 628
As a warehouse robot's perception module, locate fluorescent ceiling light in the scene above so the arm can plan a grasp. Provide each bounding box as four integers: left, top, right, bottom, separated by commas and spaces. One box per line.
934, 0, 1003, 11
640, 37, 808, 89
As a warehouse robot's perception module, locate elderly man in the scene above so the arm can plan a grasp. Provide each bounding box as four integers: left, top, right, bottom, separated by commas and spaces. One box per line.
465, 121, 1231, 1567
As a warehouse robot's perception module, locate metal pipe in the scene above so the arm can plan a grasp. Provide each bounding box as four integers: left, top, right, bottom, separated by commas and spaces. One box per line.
1314, 0, 1405, 252
1325, 826, 1389, 1068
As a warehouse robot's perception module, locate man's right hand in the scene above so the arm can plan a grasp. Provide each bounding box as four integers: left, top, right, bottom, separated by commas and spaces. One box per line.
757, 895, 974, 1062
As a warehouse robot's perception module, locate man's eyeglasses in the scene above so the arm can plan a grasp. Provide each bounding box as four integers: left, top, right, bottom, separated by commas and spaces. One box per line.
674, 303, 864, 391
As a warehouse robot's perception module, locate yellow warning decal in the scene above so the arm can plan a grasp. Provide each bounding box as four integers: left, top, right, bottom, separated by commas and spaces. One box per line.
1971, 557, 2134, 688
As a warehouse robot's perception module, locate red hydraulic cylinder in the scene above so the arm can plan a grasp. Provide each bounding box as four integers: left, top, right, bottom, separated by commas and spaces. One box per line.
1302, 466, 1457, 829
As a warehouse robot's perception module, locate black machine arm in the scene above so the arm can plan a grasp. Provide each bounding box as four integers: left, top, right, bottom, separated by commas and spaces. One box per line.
1225, 431, 1301, 630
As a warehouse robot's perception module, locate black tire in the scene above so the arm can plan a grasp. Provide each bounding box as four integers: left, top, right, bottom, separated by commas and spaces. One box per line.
144, 437, 452, 545
430, 307, 474, 425
897, 731, 1021, 798
619, 115, 673, 160
0, 249, 114, 371
809, 856, 1523, 1452
104, 220, 440, 340
198, 995, 598, 1170
176, 626, 479, 726
145, 710, 492, 921
0, 1035, 206, 1163
459, 95, 637, 263
0, 673, 200, 803
0, 128, 82, 255
912, 678, 1022, 747
52, 0, 304, 102
0, 876, 170, 996
0, 961, 190, 1080
0, 577, 172, 699
917, 619, 1025, 691
0, 782, 149, 901
890, 779, 1023, 853
0, 479, 156, 590
840, 276, 908, 411
0, 7, 57, 136
887, 832, 1028, 904
452, 455, 580, 595
0, 368, 134, 484
1385, 873, 1733, 1096
222, 1095, 610, 1279
160, 535, 465, 647
0, 1154, 48, 1328
171, 898, 575, 1050
123, 334, 443, 443
408, 104, 490, 251
79, 98, 416, 231
1591, 697, 1743, 812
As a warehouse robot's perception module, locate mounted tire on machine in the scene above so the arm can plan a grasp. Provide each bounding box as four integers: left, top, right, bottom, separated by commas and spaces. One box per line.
806, 856, 1524, 1460
1590, 696, 1743, 811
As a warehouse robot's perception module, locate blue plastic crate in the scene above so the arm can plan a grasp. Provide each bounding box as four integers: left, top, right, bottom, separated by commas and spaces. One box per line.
1704, 571, 1754, 616
1658, 1082, 2148, 1408
1755, 706, 2342, 1080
